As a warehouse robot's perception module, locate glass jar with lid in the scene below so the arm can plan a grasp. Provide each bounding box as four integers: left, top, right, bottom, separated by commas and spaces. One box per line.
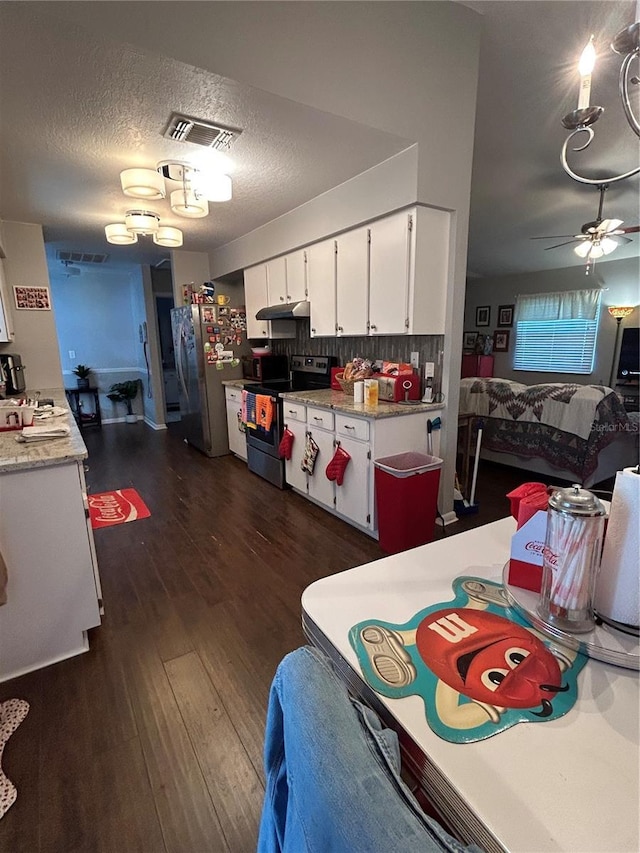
538, 484, 606, 633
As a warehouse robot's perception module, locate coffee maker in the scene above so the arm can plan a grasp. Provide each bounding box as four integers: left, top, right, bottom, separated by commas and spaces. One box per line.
0, 353, 26, 396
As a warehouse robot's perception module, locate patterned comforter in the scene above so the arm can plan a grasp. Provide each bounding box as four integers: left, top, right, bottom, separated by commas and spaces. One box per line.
459, 378, 631, 480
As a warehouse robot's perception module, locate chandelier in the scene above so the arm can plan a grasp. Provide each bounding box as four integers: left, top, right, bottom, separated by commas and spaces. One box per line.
105, 161, 232, 247
561, 18, 639, 186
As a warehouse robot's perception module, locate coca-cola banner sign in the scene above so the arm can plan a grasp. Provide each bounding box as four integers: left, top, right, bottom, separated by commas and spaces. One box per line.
88, 489, 151, 529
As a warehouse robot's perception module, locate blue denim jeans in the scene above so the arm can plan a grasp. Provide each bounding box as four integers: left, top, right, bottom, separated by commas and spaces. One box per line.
258, 646, 481, 853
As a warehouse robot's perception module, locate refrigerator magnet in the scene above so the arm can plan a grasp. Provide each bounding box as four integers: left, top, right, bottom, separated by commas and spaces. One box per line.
209, 336, 217, 343
206, 326, 214, 333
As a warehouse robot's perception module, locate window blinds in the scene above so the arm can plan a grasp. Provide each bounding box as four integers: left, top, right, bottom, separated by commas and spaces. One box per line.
513, 289, 601, 374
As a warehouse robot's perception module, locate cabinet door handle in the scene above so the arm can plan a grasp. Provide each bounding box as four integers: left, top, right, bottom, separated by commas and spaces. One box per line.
311, 328, 316, 333
280, 296, 284, 301
370, 324, 377, 331
344, 424, 355, 430
312, 416, 323, 422
288, 409, 298, 415
337, 326, 343, 332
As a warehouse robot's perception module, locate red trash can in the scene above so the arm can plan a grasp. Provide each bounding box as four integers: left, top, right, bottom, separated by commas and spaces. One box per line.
374, 451, 443, 554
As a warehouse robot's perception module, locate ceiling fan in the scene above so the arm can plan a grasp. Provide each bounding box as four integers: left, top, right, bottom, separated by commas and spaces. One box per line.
532, 184, 639, 271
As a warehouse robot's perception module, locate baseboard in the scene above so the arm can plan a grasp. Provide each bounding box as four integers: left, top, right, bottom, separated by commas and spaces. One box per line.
437, 510, 459, 527
144, 418, 167, 431
101, 415, 143, 425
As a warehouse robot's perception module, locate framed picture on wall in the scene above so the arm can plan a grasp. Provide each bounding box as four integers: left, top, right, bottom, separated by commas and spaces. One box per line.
493, 329, 510, 352
13, 285, 51, 310
463, 331, 478, 351
497, 304, 514, 327
476, 305, 490, 327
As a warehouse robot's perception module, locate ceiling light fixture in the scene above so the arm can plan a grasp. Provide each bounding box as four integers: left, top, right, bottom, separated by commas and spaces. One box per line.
120, 168, 166, 199
105, 158, 231, 247
561, 15, 639, 186
105, 211, 183, 247
105, 223, 138, 245
153, 226, 183, 248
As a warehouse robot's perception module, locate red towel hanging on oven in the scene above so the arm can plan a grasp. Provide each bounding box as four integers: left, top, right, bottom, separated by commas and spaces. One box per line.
279, 427, 295, 460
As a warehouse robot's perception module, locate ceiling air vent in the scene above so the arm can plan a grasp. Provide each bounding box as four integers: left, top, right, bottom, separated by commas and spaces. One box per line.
163, 112, 242, 150
56, 250, 109, 264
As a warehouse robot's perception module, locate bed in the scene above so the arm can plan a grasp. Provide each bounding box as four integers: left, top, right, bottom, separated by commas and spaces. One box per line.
459, 378, 639, 487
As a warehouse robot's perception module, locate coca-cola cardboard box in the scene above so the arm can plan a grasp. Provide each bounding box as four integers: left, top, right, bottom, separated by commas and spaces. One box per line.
506, 483, 549, 593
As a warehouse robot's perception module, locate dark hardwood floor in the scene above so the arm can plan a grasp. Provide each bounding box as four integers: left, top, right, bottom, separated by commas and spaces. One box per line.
0, 423, 609, 852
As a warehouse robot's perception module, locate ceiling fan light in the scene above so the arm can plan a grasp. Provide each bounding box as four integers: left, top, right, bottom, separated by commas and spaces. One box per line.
105, 223, 138, 245
153, 226, 183, 248
120, 168, 166, 199
125, 210, 160, 235
589, 243, 604, 259
196, 172, 232, 202
170, 188, 209, 218
574, 241, 591, 258
600, 237, 619, 255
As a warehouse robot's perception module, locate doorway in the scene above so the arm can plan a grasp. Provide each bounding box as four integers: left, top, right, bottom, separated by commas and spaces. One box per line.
155, 295, 180, 423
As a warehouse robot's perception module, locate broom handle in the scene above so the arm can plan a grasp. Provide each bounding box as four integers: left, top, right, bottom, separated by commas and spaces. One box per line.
469, 421, 483, 505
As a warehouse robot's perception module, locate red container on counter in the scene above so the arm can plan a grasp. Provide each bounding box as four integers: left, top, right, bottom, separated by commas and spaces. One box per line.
331, 367, 344, 391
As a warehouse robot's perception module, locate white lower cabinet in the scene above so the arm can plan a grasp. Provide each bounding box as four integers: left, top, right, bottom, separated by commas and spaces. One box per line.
282, 401, 444, 539
306, 425, 335, 510
224, 387, 247, 461
283, 401, 307, 492
333, 434, 370, 528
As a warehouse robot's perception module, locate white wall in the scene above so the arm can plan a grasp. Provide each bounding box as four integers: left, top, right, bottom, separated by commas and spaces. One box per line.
0, 220, 63, 392
49, 262, 148, 421
464, 258, 640, 386
170, 250, 211, 308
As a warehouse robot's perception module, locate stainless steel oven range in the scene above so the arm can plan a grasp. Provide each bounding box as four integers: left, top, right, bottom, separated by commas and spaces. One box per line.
245, 354, 336, 489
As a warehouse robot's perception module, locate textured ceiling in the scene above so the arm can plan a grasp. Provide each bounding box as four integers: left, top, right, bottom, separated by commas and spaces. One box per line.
0, 3, 410, 270
0, 1, 638, 280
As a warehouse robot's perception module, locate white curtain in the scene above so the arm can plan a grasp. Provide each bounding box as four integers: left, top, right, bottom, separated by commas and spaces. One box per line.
515, 289, 601, 322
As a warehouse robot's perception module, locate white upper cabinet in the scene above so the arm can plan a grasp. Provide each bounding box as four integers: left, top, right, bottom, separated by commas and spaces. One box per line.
285, 249, 307, 303
368, 210, 412, 335
266, 256, 287, 305
244, 262, 296, 340
335, 226, 369, 337
0, 258, 14, 342
244, 263, 270, 339
307, 238, 337, 338
369, 207, 449, 336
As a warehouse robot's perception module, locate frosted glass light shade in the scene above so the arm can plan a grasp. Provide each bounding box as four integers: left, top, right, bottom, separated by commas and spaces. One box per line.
574, 241, 592, 258
600, 237, 619, 255
153, 226, 183, 247
105, 223, 138, 245
170, 189, 209, 218
125, 210, 160, 235
120, 168, 165, 199
197, 172, 232, 202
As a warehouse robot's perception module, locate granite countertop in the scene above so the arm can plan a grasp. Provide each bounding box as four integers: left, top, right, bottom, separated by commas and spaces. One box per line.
279, 389, 444, 419
0, 388, 87, 474
222, 379, 251, 389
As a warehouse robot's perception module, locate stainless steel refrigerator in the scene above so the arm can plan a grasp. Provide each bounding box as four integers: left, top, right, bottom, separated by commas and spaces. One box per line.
170, 303, 251, 456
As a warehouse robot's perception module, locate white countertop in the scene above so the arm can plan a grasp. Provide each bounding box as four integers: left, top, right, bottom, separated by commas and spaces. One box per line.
302, 518, 639, 853
0, 388, 87, 473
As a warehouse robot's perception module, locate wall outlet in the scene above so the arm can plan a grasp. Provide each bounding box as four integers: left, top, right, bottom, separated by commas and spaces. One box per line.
424, 361, 435, 378
410, 351, 419, 369
68, 350, 76, 359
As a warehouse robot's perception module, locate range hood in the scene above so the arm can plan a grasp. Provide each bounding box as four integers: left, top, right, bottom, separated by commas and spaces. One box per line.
255, 300, 311, 321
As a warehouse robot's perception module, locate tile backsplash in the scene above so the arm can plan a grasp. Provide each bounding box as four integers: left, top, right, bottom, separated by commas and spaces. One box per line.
270, 321, 443, 389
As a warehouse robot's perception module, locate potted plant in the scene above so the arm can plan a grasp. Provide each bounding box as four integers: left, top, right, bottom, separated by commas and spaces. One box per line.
107, 380, 140, 424
73, 364, 92, 389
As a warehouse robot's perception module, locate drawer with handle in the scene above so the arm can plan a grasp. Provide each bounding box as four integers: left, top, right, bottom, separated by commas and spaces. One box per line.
306, 406, 334, 431
335, 414, 369, 442
283, 402, 307, 423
